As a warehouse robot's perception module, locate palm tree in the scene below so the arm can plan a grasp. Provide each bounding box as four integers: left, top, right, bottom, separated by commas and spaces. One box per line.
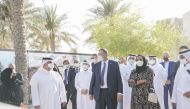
89, 0, 129, 19
84, 0, 129, 43
10, 0, 29, 104
29, 6, 77, 51
0, 0, 41, 48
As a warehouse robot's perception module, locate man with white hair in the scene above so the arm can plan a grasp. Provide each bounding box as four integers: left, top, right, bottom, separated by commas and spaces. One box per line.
75, 60, 95, 109
30, 57, 67, 109
172, 49, 190, 109
149, 55, 168, 109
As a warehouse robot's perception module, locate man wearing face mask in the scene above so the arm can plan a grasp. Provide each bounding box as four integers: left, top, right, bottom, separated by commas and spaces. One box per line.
172, 49, 190, 109
160, 52, 176, 109
30, 57, 67, 109
63, 59, 79, 109
75, 60, 95, 109
73, 60, 80, 73
174, 46, 189, 78
118, 57, 127, 109
91, 54, 99, 73
149, 56, 167, 109
89, 48, 123, 109
122, 54, 136, 109
63, 60, 70, 90
62, 59, 71, 109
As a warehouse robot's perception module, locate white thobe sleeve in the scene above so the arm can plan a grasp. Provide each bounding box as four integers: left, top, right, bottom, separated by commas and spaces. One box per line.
75, 74, 82, 92
172, 79, 177, 103
172, 68, 181, 103
59, 76, 67, 103
30, 75, 40, 106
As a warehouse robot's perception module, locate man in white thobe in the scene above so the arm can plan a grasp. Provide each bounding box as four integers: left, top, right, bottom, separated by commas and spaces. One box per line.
122, 54, 136, 109
149, 56, 168, 109
172, 49, 190, 109
75, 60, 95, 109
30, 57, 67, 109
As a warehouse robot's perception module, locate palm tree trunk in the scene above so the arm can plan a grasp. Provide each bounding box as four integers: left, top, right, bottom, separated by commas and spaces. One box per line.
11, 0, 29, 104
50, 33, 56, 51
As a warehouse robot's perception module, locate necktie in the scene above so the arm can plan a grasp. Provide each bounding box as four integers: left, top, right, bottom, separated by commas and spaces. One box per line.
64, 69, 68, 85
101, 62, 106, 86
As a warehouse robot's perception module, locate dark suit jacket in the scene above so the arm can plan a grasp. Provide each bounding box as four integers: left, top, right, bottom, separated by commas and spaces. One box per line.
160, 61, 176, 83
67, 67, 78, 98
89, 60, 123, 101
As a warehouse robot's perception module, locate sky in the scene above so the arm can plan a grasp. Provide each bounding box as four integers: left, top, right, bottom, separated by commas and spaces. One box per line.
30, 0, 190, 53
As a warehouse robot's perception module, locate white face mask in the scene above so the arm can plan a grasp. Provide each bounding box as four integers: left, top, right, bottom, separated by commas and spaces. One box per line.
91, 59, 95, 63
136, 61, 143, 67
73, 63, 79, 67
82, 65, 89, 71
149, 60, 156, 65
64, 64, 70, 68
48, 63, 54, 70
98, 56, 103, 62
128, 59, 135, 65
180, 58, 188, 65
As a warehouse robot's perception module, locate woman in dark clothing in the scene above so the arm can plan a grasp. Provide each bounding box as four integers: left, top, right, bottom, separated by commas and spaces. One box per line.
0, 67, 24, 106
128, 55, 159, 109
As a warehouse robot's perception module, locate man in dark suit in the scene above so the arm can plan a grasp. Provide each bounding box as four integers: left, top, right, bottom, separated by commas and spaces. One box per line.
62, 60, 79, 109
91, 54, 99, 73
89, 48, 123, 109
160, 52, 176, 109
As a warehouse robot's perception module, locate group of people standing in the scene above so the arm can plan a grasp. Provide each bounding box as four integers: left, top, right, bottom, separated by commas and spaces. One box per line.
29, 46, 190, 109
118, 45, 190, 109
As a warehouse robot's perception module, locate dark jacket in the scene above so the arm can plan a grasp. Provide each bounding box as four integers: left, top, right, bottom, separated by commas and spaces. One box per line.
0, 68, 24, 106
67, 67, 78, 98
89, 60, 123, 101
160, 61, 176, 83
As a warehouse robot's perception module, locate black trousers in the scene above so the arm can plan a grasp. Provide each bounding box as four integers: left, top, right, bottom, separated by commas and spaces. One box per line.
62, 90, 77, 109
95, 89, 117, 109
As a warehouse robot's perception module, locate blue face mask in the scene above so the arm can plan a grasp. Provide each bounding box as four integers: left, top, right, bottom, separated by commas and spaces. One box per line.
98, 56, 103, 62
128, 59, 135, 65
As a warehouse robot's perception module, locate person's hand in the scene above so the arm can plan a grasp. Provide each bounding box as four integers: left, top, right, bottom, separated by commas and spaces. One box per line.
61, 102, 67, 107
165, 80, 171, 85
81, 89, 88, 95
89, 95, 94, 100
117, 94, 123, 102
137, 80, 146, 85
128, 79, 135, 83
34, 106, 40, 109
184, 91, 190, 98
20, 102, 27, 109
172, 103, 176, 108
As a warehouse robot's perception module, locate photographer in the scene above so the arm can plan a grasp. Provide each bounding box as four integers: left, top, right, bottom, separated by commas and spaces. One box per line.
0, 64, 24, 106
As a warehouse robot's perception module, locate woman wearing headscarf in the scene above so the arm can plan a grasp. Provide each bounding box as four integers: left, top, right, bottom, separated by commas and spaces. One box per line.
149, 56, 168, 109
128, 55, 155, 109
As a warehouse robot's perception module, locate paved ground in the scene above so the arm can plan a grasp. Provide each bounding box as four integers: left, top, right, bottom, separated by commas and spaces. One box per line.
29, 102, 72, 109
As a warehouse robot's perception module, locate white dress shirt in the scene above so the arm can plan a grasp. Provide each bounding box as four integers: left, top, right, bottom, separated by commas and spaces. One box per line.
100, 60, 109, 88
164, 61, 169, 73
